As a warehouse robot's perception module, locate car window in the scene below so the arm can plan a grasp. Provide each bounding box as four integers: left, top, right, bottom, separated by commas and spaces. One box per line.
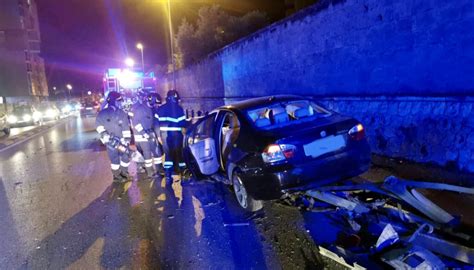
220, 112, 241, 164
13, 107, 31, 114
192, 113, 216, 144
246, 100, 330, 129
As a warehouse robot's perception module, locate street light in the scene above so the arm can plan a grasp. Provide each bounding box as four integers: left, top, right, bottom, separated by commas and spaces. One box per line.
136, 43, 145, 72
66, 84, 72, 100
125, 57, 135, 67
166, 0, 176, 90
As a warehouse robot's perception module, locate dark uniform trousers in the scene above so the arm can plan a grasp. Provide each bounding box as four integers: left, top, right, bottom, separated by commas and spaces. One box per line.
130, 103, 163, 171
154, 102, 187, 173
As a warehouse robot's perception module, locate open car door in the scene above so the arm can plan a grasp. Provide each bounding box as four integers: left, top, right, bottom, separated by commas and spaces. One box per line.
188, 114, 219, 175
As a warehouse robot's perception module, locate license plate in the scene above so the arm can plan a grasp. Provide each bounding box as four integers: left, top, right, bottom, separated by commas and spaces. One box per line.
303, 135, 345, 158
86, 107, 93, 110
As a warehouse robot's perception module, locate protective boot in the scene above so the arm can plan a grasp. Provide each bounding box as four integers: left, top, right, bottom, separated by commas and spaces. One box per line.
137, 164, 146, 174
112, 169, 124, 183
145, 166, 154, 179
165, 169, 173, 184
154, 164, 165, 177
119, 166, 130, 182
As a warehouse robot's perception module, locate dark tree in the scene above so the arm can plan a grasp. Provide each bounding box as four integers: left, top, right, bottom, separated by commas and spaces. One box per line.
176, 5, 268, 67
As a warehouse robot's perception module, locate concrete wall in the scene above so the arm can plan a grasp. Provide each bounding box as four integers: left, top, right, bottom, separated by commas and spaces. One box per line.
159, 0, 474, 172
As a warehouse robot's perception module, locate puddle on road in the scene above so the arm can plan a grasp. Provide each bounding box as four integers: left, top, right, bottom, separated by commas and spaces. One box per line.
192, 195, 205, 237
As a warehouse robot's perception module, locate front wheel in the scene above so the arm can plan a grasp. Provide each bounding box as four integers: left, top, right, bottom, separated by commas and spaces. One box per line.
232, 171, 263, 212
3, 127, 10, 135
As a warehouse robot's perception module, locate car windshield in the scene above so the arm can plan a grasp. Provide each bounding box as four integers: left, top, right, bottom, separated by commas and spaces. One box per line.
37, 105, 52, 111
246, 100, 331, 129
12, 107, 31, 115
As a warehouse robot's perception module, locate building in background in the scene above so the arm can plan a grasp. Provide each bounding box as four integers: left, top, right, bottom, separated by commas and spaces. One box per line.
0, 0, 48, 105
285, 0, 318, 16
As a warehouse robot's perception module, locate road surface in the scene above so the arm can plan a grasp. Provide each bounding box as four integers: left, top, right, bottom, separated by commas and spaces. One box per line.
1, 116, 472, 269
0, 116, 325, 269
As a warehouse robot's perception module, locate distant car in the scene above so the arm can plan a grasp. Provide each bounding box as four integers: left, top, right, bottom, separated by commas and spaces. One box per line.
36, 104, 60, 121
0, 112, 11, 135
56, 101, 71, 117
183, 95, 371, 212
7, 106, 42, 127
80, 101, 99, 117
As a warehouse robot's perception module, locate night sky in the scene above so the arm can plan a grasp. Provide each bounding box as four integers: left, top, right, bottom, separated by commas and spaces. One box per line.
35, 0, 286, 94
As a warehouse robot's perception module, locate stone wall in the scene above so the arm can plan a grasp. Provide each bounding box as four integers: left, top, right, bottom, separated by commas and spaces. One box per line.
159, 0, 474, 172
320, 97, 474, 172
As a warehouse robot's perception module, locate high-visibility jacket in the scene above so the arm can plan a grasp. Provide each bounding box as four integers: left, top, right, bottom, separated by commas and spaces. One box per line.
154, 101, 187, 132
96, 106, 131, 142
129, 102, 154, 142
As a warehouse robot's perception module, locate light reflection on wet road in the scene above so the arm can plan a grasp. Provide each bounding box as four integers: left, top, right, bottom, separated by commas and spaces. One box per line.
0, 116, 323, 269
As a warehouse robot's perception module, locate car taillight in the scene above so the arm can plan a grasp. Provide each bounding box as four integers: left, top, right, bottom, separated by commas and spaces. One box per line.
262, 144, 296, 163
348, 124, 365, 140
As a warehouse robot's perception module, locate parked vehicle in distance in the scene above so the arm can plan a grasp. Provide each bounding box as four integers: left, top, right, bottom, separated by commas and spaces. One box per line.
7, 105, 42, 127
80, 101, 99, 117
36, 103, 60, 121
183, 95, 371, 212
0, 112, 11, 135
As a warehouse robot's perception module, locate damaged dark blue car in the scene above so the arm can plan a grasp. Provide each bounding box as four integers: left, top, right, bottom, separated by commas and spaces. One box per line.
183, 95, 371, 212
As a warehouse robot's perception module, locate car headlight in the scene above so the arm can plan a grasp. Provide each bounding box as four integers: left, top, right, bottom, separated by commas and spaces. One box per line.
7, 115, 17, 123
33, 111, 42, 119
46, 109, 58, 117
23, 114, 32, 122
62, 105, 72, 113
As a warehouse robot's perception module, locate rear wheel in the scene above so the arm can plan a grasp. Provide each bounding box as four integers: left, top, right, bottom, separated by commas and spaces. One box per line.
232, 171, 263, 212
3, 127, 10, 135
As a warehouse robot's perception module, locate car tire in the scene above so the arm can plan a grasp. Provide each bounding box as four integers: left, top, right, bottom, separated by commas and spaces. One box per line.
3, 127, 10, 135
232, 170, 263, 212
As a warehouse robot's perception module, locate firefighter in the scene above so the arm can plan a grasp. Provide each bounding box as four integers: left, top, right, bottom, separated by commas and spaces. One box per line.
96, 91, 132, 182
147, 92, 165, 173
155, 90, 187, 178
129, 91, 164, 178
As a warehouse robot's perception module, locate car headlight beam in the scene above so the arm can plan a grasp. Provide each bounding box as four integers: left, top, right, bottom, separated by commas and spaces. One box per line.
23, 114, 32, 122
7, 115, 18, 124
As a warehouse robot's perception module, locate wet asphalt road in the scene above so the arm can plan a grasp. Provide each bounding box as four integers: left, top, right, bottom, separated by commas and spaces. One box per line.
0, 116, 327, 269
2, 116, 471, 269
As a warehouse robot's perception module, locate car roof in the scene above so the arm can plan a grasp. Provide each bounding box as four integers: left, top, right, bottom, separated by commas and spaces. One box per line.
220, 95, 309, 112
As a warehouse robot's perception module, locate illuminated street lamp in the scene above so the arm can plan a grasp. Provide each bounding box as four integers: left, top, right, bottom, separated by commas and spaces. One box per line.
87, 91, 92, 95
125, 57, 135, 67
66, 84, 73, 100
136, 43, 145, 72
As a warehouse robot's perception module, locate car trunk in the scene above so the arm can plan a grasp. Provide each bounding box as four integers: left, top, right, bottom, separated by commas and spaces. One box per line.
264, 115, 361, 163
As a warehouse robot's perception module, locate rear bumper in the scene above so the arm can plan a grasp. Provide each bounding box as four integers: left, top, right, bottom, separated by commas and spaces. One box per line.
240, 147, 371, 200
81, 110, 97, 116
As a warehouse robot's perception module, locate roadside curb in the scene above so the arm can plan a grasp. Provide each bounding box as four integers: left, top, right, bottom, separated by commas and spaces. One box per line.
0, 117, 72, 153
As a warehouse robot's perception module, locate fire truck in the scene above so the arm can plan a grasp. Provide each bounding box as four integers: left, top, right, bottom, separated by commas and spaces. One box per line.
103, 68, 157, 110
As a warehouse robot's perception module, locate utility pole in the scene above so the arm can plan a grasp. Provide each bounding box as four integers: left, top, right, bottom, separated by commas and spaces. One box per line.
167, 0, 177, 90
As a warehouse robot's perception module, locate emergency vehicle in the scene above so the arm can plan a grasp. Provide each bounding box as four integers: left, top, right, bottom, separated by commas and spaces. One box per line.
102, 68, 157, 111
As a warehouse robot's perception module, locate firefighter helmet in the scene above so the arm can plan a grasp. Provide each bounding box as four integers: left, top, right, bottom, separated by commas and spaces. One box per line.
147, 93, 162, 106
166, 90, 180, 102
106, 91, 123, 105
